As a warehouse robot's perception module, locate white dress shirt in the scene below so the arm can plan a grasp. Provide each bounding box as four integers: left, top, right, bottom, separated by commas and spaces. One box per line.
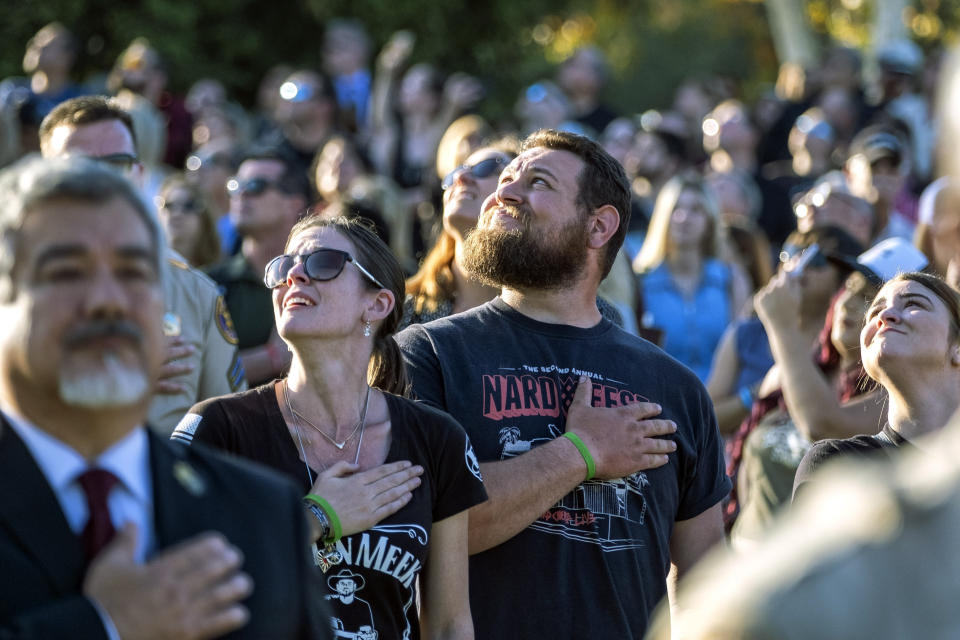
3, 409, 155, 561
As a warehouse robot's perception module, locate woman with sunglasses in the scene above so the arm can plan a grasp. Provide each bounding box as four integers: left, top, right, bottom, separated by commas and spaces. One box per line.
173, 211, 487, 639
793, 271, 960, 499
155, 173, 221, 268
403, 140, 517, 326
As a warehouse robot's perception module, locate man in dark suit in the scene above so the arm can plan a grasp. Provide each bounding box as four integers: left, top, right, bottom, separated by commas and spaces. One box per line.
0, 156, 330, 639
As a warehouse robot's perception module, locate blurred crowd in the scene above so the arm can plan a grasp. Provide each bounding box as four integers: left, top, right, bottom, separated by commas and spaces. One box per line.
4, 17, 960, 638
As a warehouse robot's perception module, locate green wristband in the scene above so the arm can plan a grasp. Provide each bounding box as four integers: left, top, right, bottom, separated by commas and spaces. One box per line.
304, 494, 343, 544
562, 432, 596, 481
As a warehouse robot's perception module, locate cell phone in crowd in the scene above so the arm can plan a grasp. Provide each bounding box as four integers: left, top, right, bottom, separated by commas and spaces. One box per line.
788, 243, 820, 277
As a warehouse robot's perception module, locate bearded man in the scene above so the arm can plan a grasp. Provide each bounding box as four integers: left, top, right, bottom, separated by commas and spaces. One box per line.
397, 129, 730, 638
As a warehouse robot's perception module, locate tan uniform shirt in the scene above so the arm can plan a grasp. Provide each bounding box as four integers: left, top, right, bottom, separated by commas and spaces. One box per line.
148, 251, 246, 435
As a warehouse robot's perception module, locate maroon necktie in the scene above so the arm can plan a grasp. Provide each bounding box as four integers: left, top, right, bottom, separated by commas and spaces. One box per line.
77, 468, 119, 562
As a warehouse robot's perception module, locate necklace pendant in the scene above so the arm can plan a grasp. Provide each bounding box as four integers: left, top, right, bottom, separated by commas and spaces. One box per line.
333, 440, 346, 450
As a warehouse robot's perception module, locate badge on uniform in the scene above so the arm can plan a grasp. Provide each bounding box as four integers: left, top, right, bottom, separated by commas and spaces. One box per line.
162, 312, 182, 337
215, 296, 239, 345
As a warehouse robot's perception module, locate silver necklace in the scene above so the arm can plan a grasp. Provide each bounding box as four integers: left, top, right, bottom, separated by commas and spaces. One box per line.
282, 381, 364, 573
282, 380, 369, 485
286, 381, 370, 450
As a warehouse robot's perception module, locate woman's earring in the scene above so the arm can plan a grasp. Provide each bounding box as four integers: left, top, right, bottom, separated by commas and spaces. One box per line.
363, 321, 372, 337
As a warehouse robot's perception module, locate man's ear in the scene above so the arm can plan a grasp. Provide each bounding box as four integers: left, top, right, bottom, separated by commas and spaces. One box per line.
951, 344, 960, 367
586, 204, 620, 251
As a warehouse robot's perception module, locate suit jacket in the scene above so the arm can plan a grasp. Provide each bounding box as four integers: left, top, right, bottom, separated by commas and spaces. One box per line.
0, 418, 331, 639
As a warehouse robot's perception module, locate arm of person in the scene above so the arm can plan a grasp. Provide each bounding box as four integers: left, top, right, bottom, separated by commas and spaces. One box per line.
666, 503, 725, 618
728, 261, 753, 320
467, 377, 677, 554
766, 324, 882, 441
303, 460, 424, 541
155, 335, 195, 395
706, 325, 754, 435
82, 525, 252, 640
198, 295, 247, 399
368, 31, 412, 175
757, 273, 882, 441
419, 511, 474, 640
0, 596, 113, 640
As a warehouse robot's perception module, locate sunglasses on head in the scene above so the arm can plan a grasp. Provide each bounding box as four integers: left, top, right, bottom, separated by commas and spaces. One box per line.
264, 248, 386, 290
442, 156, 508, 190
227, 176, 285, 197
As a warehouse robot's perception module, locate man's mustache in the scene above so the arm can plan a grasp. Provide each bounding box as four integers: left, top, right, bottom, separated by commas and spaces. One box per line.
63, 320, 143, 348
483, 204, 531, 228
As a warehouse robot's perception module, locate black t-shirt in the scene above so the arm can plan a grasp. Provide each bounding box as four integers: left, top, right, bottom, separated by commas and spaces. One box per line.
792, 424, 910, 501
396, 298, 731, 639
172, 384, 487, 640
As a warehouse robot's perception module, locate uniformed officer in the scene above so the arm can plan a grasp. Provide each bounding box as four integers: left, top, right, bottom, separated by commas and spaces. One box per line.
39, 95, 247, 434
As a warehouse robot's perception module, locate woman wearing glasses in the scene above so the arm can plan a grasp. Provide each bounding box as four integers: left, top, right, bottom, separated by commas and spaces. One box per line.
403, 140, 517, 327
155, 173, 221, 269
173, 212, 487, 639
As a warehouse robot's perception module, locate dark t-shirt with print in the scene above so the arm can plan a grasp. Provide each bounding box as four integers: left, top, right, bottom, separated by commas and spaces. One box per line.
792, 424, 909, 502
396, 298, 731, 639
171, 384, 487, 640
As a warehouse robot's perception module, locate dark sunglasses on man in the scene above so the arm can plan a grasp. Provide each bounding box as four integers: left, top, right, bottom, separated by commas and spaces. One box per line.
264, 248, 386, 290
227, 176, 286, 197
441, 156, 508, 191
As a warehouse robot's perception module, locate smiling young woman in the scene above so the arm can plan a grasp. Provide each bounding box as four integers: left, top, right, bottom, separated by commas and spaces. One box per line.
793, 272, 960, 499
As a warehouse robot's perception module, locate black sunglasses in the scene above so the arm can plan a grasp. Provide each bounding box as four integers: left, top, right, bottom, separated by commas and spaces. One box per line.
264, 248, 386, 290
441, 156, 508, 190
227, 176, 286, 197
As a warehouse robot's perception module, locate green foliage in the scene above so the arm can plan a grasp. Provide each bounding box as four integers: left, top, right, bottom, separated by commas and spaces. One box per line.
1, 0, 777, 124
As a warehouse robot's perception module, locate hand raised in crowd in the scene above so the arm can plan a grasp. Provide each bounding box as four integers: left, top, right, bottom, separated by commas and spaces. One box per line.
377, 30, 415, 73
306, 460, 424, 541
566, 376, 677, 479
443, 73, 484, 110
156, 335, 195, 395
755, 269, 803, 332
83, 524, 253, 640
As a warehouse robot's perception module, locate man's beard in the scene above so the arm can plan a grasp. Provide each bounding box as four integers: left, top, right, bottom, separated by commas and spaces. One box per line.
58, 321, 151, 409
60, 353, 150, 408
462, 206, 588, 290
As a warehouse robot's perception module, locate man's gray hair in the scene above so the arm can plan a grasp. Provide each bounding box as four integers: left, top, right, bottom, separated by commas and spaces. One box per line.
0, 156, 165, 301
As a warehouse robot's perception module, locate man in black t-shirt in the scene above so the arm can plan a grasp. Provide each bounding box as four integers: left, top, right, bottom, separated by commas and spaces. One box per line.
397, 129, 730, 638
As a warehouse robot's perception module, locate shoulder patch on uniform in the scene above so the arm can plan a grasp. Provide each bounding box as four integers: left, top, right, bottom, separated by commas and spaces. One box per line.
171, 413, 202, 444
215, 295, 239, 345
167, 256, 190, 270
228, 350, 246, 391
